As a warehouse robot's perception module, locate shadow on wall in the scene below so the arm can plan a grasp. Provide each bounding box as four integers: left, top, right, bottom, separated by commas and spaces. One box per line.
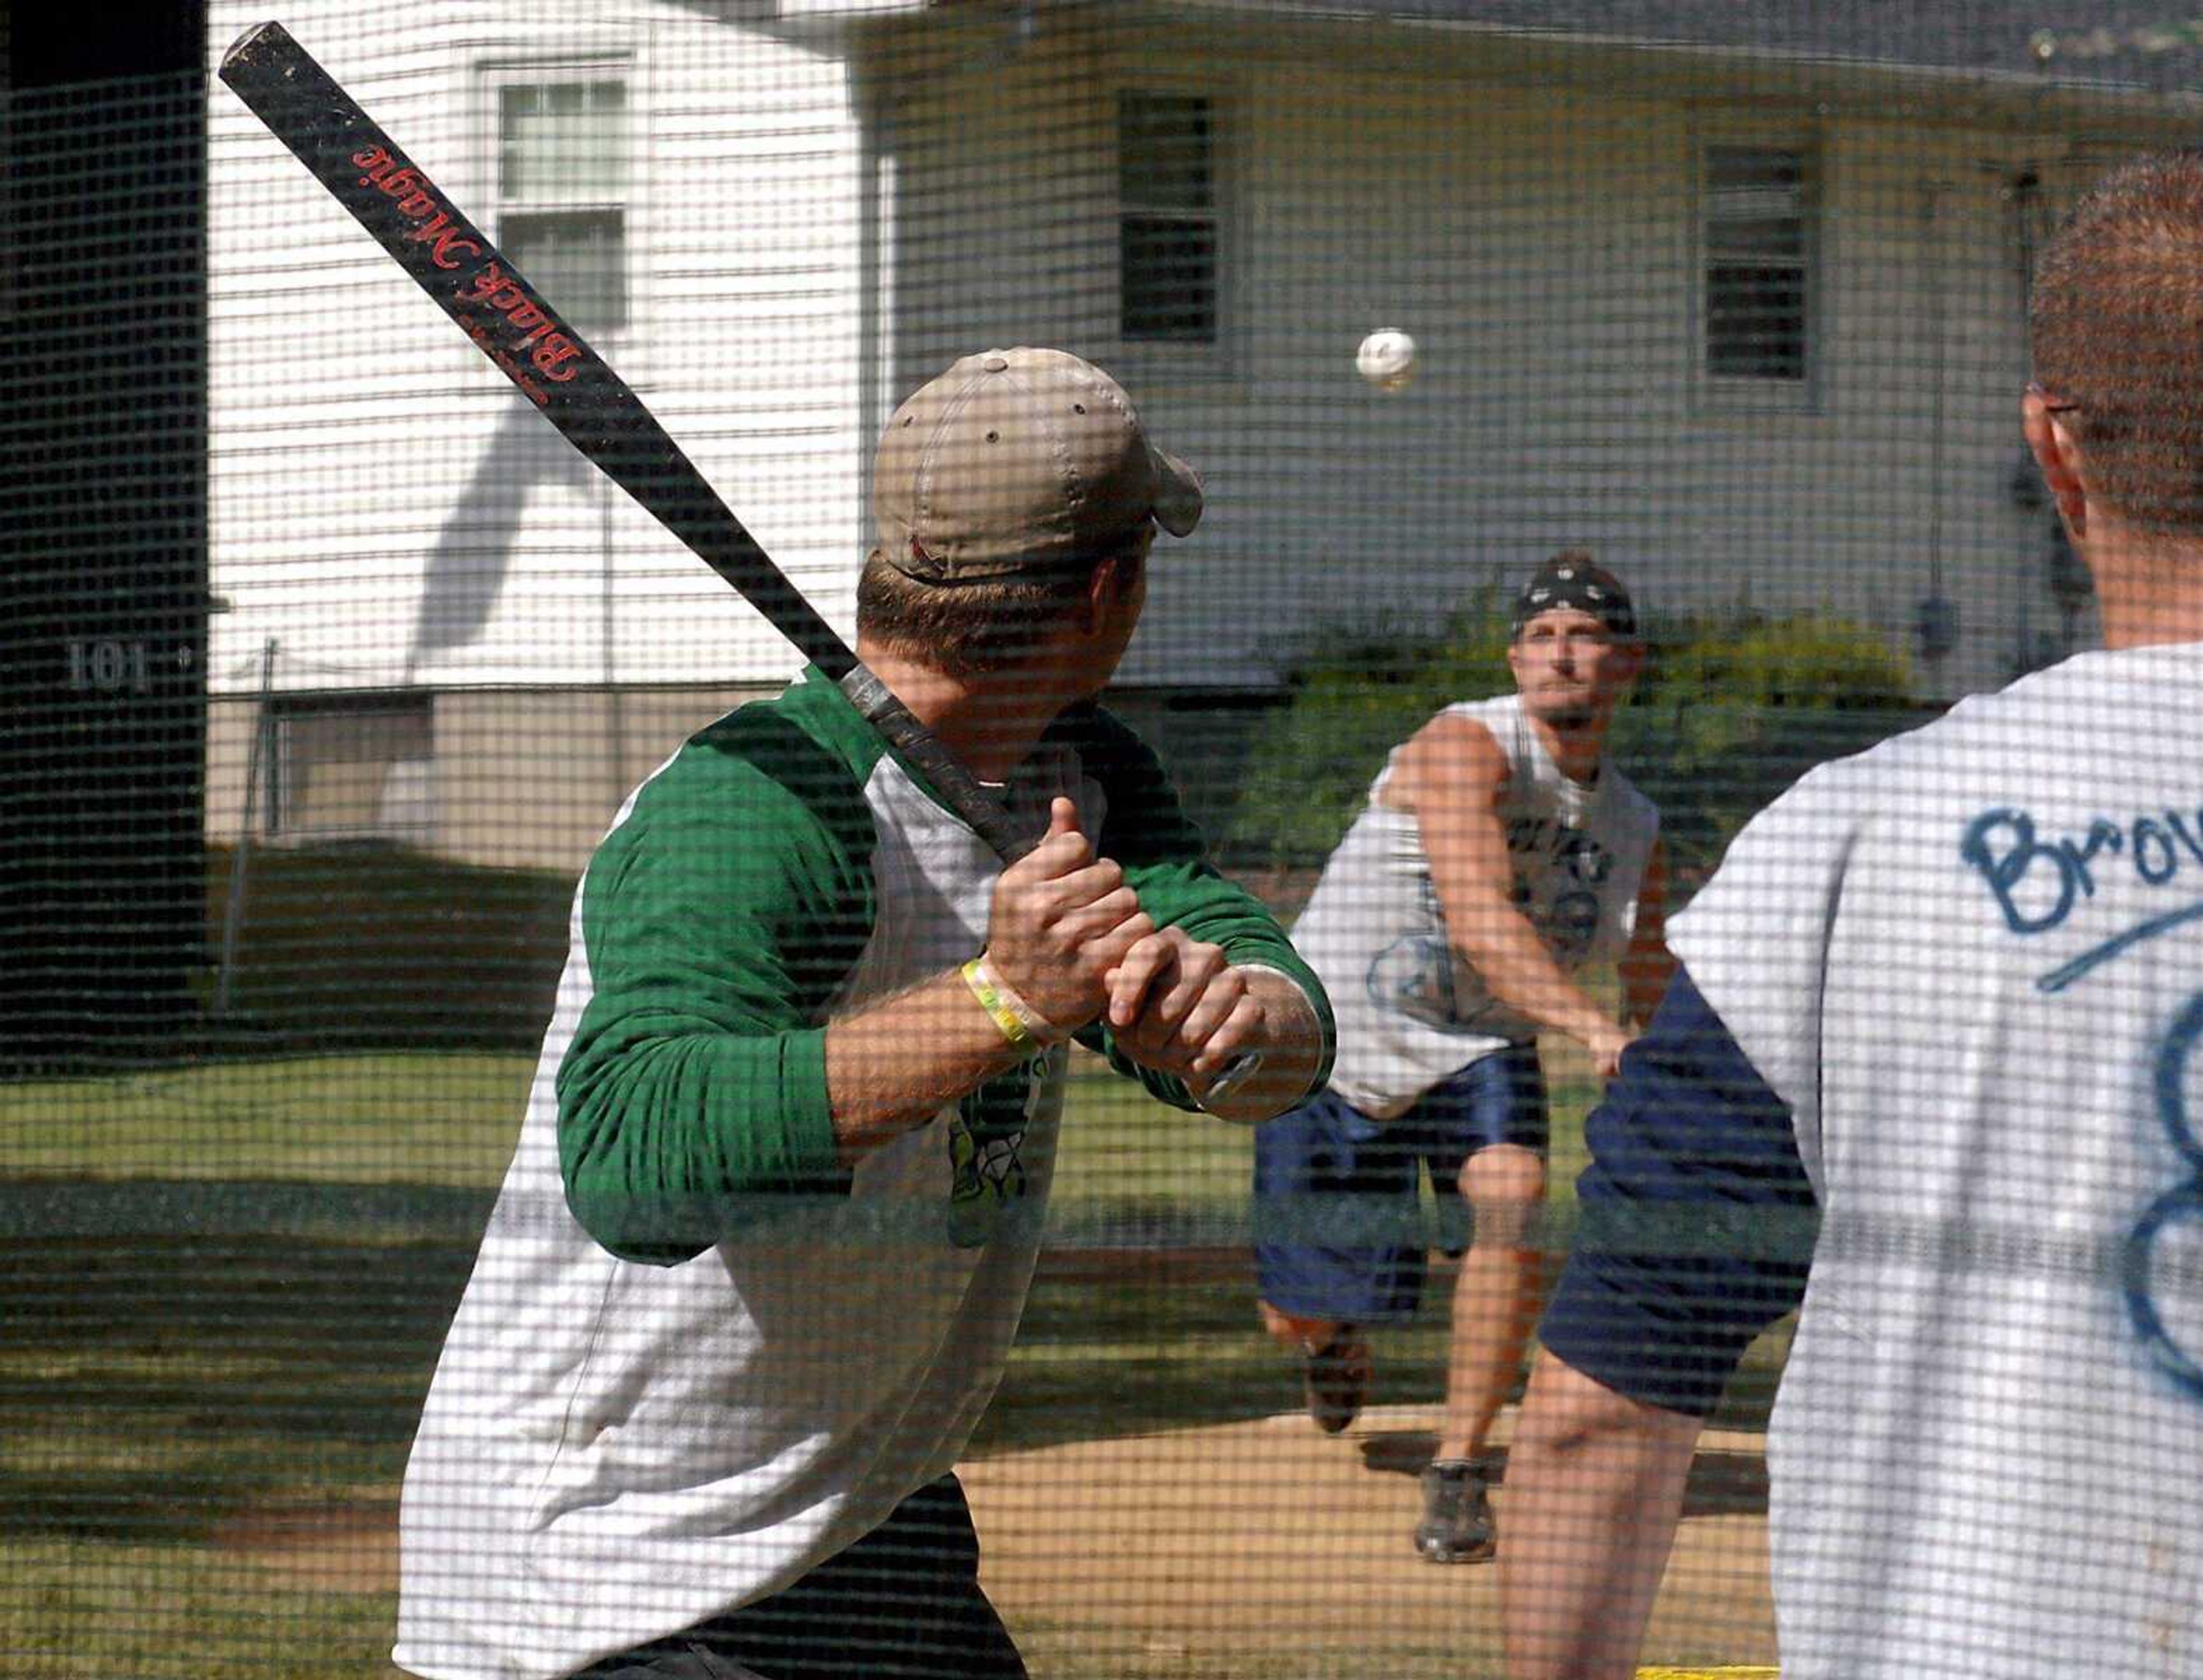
408, 395, 593, 674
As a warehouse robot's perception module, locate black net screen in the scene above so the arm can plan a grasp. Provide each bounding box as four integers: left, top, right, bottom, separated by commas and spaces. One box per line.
8, 4, 2203, 1677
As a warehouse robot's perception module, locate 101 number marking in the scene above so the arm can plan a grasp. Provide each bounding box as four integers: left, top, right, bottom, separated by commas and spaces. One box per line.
67, 638, 154, 695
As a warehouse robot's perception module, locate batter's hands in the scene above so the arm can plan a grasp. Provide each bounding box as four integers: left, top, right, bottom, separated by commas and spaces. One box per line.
1103, 927, 1259, 1087
983, 797, 1153, 1036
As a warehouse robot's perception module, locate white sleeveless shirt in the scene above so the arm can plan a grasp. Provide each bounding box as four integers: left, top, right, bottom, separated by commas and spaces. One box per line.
1291, 693, 1659, 1118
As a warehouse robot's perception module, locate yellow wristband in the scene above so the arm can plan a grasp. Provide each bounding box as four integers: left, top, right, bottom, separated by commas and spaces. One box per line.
962, 957, 1038, 1047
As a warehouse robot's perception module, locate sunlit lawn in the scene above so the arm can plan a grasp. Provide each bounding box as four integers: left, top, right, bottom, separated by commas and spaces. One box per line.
0, 1053, 534, 1185
0, 1040, 1720, 1680
0, 1040, 1603, 1225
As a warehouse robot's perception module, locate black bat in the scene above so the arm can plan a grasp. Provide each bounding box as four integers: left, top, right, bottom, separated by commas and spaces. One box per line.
216, 18, 1032, 859
217, 22, 1262, 1093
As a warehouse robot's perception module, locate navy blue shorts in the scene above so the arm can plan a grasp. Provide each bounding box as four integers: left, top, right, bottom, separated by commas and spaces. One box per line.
1252, 1044, 1547, 1325
1539, 967, 1812, 1417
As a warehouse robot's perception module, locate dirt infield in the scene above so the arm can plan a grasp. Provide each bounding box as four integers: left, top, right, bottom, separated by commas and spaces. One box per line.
221, 1405, 1773, 1678
963, 1404, 1776, 1678
216, 1496, 402, 1595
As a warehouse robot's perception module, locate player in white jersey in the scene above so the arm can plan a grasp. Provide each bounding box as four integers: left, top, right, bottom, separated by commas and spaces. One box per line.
1251, 555, 1673, 1563
1502, 151, 2203, 1679
392, 349, 1332, 1680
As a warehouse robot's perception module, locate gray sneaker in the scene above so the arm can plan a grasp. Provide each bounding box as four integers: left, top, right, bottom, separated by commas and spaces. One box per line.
1415, 1458, 1496, 1564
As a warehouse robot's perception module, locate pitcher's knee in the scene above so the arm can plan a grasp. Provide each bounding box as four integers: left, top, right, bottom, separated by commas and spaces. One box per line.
1458, 1145, 1546, 1249
1461, 1143, 1546, 1209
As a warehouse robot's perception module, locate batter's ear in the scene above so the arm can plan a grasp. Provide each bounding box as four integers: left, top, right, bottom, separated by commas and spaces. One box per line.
2023, 386, 2088, 541
1082, 547, 1143, 627
1076, 556, 1116, 634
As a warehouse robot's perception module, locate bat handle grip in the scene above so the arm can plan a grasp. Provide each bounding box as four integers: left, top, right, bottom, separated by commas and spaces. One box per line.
838, 666, 1037, 861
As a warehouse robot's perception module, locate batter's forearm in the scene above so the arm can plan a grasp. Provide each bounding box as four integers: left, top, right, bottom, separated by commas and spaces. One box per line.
1193, 968, 1330, 1124
824, 968, 1046, 1164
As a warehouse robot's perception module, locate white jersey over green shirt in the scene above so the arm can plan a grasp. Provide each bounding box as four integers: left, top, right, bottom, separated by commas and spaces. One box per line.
392, 668, 1330, 1680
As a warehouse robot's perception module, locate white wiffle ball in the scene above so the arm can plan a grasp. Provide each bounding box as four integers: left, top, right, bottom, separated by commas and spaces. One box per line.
1356, 328, 1417, 392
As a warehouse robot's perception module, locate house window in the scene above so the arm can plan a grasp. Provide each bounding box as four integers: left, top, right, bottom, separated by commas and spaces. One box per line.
268, 693, 434, 842
1119, 91, 1217, 344
493, 74, 629, 336
1702, 145, 1813, 384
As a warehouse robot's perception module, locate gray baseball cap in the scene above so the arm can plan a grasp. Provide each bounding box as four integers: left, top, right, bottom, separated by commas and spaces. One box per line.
872, 347, 1204, 583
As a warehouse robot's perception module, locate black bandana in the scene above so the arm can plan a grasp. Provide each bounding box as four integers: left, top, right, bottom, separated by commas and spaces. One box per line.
1511, 556, 1635, 638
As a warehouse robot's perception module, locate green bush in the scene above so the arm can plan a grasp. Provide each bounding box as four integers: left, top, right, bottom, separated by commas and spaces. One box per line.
1651, 611, 1916, 711
1223, 603, 1928, 895
1224, 587, 1516, 870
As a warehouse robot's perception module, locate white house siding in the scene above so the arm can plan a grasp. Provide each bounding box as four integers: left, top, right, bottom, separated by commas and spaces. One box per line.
204, 2, 2186, 867
207, 2, 2164, 712
871, 10, 2151, 696
207, 0, 870, 707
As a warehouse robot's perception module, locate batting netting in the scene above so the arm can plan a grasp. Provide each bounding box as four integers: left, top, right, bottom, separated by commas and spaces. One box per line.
9, 3, 2202, 1677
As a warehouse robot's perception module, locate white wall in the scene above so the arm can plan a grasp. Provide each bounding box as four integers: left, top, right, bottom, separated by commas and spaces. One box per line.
209, 2, 2147, 710
876, 11, 2131, 697
207, 0, 872, 699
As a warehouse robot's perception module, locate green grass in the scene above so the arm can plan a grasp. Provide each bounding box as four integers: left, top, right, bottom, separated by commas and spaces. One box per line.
0, 1054, 532, 1184
6, 1236, 456, 1679
0, 1045, 1602, 1211
200, 843, 573, 1055
1, 1044, 1773, 1678
0, 1539, 403, 1680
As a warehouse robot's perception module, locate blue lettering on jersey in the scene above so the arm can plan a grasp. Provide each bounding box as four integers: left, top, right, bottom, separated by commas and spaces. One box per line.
1963, 809, 2203, 1402
1960, 803, 2203, 992
2123, 990, 2203, 1404
1368, 932, 1460, 1028
1505, 815, 1616, 886
1507, 820, 1615, 966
